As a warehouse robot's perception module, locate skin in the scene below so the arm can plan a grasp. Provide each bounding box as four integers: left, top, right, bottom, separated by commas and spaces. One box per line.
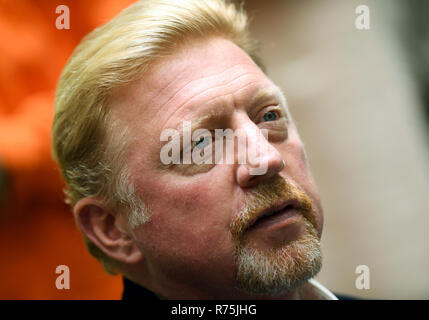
74, 37, 324, 299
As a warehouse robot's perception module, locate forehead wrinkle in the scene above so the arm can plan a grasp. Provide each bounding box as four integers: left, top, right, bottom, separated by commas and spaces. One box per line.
161, 70, 263, 131
181, 74, 261, 115
148, 63, 255, 121
170, 79, 269, 136
185, 80, 260, 130
197, 79, 260, 111
158, 63, 259, 114
189, 80, 281, 124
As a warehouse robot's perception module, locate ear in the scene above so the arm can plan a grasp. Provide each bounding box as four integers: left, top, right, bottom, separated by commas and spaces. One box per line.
73, 197, 143, 265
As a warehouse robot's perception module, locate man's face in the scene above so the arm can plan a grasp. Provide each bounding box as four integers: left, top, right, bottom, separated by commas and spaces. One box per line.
111, 37, 324, 299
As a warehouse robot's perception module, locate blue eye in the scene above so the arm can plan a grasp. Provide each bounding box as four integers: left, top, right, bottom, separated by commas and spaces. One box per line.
192, 135, 211, 150
262, 110, 278, 122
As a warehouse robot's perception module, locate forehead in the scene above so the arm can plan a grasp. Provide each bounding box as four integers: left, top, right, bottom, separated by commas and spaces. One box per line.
110, 37, 273, 131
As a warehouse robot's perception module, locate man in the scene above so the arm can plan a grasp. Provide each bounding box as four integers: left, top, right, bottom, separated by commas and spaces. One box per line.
52, 0, 336, 299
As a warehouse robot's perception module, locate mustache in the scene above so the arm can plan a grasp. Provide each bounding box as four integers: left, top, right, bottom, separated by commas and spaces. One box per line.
230, 175, 315, 242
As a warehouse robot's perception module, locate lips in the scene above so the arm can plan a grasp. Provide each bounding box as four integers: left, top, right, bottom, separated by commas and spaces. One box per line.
247, 199, 300, 230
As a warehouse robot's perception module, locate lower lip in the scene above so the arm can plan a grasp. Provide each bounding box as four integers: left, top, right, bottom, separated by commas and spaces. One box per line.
248, 207, 301, 231
245, 207, 303, 245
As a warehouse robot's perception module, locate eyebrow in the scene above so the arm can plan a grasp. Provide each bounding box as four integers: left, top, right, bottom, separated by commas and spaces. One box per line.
167, 85, 288, 143
161, 105, 232, 155
248, 85, 288, 118
186, 85, 287, 129
187, 105, 233, 131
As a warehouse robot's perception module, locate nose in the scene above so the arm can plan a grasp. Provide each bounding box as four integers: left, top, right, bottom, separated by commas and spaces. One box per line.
235, 123, 285, 188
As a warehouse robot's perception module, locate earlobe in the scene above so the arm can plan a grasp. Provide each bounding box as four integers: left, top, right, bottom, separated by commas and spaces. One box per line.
73, 198, 143, 265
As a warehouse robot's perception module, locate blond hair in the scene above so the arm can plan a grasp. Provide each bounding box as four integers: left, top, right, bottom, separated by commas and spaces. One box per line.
52, 0, 260, 274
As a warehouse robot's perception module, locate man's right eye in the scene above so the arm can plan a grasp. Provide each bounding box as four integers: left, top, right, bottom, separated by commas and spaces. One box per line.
191, 135, 211, 151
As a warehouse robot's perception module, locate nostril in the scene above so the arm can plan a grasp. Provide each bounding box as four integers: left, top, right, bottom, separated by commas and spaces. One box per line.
248, 175, 257, 183
242, 175, 259, 188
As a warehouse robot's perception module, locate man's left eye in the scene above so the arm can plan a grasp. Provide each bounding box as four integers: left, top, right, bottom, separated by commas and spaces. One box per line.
262, 110, 279, 122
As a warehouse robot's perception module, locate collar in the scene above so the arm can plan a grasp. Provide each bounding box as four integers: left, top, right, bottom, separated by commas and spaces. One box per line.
307, 279, 338, 300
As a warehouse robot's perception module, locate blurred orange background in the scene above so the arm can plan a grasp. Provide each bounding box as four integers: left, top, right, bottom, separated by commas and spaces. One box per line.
0, 0, 136, 299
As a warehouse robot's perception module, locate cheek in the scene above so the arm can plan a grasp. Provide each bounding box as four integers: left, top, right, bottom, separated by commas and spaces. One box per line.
137, 164, 238, 222
134, 170, 236, 251
280, 131, 324, 234
138, 174, 213, 225
281, 131, 311, 180
131, 173, 239, 283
